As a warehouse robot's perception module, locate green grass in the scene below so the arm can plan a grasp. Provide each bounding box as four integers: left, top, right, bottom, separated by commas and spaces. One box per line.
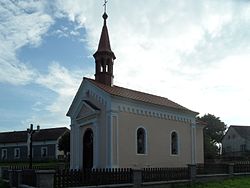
0, 179, 9, 188
177, 177, 250, 188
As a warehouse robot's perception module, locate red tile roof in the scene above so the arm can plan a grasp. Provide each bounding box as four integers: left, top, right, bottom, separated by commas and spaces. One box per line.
86, 78, 197, 114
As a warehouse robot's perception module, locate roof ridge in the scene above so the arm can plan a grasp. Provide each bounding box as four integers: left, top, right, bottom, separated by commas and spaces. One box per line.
85, 77, 169, 100
84, 77, 196, 113
0, 127, 68, 134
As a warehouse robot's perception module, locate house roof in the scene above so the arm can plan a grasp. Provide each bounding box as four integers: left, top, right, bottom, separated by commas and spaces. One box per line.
0, 127, 69, 144
231, 125, 250, 140
86, 78, 198, 114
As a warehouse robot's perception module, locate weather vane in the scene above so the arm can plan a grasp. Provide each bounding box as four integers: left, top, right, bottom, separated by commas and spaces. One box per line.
103, 0, 108, 13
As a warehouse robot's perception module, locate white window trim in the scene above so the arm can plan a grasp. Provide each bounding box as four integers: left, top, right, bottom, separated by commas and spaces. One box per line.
135, 126, 148, 155
170, 130, 180, 156
1, 149, 7, 160
41, 147, 48, 158
14, 148, 20, 159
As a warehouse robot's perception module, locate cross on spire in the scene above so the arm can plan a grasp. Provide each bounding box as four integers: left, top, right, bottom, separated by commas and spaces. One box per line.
103, 0, 108, 13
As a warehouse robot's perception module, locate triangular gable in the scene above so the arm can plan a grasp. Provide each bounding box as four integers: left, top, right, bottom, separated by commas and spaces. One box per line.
76, 100, 100, 119
222, 126, 242, 143
67, 78, 110, 118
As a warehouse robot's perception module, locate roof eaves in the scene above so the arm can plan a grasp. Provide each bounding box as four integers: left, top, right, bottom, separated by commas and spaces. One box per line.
111, 94, 198, 115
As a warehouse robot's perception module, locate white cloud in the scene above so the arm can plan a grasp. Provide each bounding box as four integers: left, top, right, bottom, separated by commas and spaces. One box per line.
0, 1, 53, 85
2, 0, 250, 128
54, 0, 250, 125
32, 62, 92, 127
36, 62, 82, 97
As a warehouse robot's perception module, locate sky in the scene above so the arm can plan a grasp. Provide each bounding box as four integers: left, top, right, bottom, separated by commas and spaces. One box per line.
1, 0, 250, 131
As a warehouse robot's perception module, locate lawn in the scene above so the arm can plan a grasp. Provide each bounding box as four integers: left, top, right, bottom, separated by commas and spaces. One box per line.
0, 179, 9, 188
178, 177, 250, 188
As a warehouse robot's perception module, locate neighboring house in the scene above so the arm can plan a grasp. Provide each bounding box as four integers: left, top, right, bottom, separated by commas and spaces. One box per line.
222, 125, 250, 158
67, 12, 205, 169
0, 127, 69, 161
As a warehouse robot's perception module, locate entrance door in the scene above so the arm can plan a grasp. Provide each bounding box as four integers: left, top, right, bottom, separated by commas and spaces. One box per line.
83, 129, 93, 168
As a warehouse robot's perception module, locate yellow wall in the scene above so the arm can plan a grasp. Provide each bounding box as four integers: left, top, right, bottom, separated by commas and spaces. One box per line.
116, 111, 194, 168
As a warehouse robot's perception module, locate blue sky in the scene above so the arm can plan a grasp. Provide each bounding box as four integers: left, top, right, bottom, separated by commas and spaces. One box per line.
1, 0, 250, 131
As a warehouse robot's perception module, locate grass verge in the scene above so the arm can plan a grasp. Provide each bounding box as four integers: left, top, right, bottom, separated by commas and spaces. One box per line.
0, 179, 9, 188
177, 177, 250, 188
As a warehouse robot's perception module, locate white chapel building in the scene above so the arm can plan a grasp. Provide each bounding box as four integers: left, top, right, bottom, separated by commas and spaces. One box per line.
67, 12, 204, 169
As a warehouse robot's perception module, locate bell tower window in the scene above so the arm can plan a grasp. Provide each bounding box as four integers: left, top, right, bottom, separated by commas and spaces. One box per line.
106, 64, 109, 72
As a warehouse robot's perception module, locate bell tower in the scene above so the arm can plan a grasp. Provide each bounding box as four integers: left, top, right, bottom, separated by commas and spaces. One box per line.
93, 10, 116, 86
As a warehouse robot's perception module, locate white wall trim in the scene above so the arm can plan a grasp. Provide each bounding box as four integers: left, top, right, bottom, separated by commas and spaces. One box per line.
191, 123, 197, 164
105, 112, 112, 168
113, 101, 195, 124
110, 113, 119, 168
116, 114, 119, 167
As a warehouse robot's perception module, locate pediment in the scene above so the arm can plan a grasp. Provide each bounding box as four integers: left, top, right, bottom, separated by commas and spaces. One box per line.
76, 100, 100, 119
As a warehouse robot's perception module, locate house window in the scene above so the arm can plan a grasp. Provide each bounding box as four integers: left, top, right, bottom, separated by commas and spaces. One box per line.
137, 128, 146, 154
171, 131, 178, 155
1, 149, 7, 160
14, 148, 20, 159
240, 144, 246, 152
41, 147, 48, 158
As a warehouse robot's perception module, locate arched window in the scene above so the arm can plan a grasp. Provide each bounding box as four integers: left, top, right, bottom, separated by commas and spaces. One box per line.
171, 131, 178, 155
137, 128, 146, 154
100, 58, 105, 72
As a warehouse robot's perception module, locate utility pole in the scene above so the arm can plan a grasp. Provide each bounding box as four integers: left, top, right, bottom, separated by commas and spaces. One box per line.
27, 124, 40, 169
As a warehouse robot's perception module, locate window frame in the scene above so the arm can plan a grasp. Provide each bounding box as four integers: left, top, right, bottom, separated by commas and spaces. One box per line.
240, 144, 246, 152
1, 149, 7, 160
41, 146, 48, 158
170, 130, 179, 156
14, 148, 20, 159
136, 127, 147, 155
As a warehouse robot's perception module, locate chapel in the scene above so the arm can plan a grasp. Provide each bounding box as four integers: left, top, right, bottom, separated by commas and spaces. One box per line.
67, 11, 204, 169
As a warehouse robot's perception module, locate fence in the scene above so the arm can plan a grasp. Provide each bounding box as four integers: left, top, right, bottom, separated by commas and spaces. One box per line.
234, 161, 250, 173
142, 167, 189, 182
196, 163, 229, 174
2, 162, 250, 188
54, 168, 132, 188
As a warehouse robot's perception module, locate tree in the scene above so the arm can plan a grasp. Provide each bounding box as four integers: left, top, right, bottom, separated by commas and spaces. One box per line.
197, 114, 227, 160
58, 131, 70, 155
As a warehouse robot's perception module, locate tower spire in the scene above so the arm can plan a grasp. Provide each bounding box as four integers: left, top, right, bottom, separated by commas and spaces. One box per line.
93, 2, 116, 86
